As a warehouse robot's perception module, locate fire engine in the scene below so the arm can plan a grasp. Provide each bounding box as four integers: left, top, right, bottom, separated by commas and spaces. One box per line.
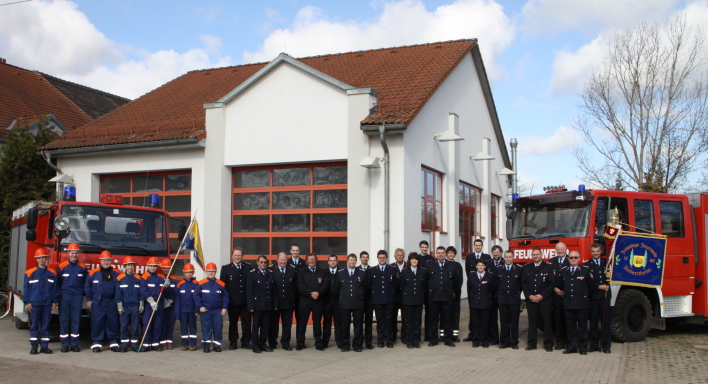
508, 185, 707, 342
6, 189, 179, 329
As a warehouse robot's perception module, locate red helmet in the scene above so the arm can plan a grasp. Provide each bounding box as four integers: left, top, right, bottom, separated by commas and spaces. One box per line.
34, 247, 49, 258
123, 256, 136, 265
205, 262, 218, 272
99, 251, 112, 260
147, 257, 160, 266
67, 243, 80, 251
183, 263, 195, 272
160, 259, 172, 268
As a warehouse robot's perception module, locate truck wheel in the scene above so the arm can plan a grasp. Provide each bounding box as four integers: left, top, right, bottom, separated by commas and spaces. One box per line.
611, 289, 652, 342
15, 316, 29, 330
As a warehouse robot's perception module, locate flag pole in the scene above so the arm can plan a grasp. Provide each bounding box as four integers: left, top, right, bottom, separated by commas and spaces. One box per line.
600, 226, 621, 352
137, 210, 198, 352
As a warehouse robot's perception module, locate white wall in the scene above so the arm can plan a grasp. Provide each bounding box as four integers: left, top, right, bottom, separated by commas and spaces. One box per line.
223, 62, 348, 166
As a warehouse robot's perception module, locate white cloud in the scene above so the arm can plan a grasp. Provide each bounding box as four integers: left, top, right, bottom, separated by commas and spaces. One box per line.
518, 125, 581, 155
243, 0, 516, 81
0, 0, 233, 99
522, 0, 678, 35
550, 36, 607, 95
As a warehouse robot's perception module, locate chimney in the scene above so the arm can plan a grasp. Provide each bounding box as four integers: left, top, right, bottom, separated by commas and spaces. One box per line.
0, 58, 6, 64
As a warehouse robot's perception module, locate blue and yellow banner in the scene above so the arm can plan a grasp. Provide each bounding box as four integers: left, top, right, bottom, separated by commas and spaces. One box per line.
180, 218, 204, 270
610, 233, 667, 288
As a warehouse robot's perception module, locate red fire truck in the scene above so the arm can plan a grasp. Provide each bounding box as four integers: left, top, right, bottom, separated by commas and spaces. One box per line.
508, 186, 707, 342
6, 194, 178, 329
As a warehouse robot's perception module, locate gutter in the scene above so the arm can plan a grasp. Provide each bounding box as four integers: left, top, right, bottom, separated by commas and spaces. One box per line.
40, 138, 205, 158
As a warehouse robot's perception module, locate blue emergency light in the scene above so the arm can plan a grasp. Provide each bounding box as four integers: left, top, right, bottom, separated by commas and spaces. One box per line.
578, 184, 586, 193
63, 186, 76, 201
512, 193, 519, 201
148, 194, 160, 208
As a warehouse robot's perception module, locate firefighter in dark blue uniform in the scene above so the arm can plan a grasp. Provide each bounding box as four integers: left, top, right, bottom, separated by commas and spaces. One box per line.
417, 241, 434, 342
556, 251, 595, 355
389, 249, 406, 343
521, 247, 556, 351
357, 251, 374, 349
247, 255, 278, 353
427, 246, 461, 347
175, 263, 198, 351
56, 242, 87, 353
140, 257, 166, 351
445, 246, 463, 342
160, 258, 178, 349
323, 254, 342, 349
333, 254, 366, 352
400, 253, 427, 348
268, 252, 298, 351
366, 250, 398, 348
85, 250, 121, 352
485, 245, 504, 345
23, 247, 58, 354
549, 242, 571, 350
296, 253, 329, 350
116, 256, 142, 352
467, 259, 496, 348
584, 243, 612, 353
220, 248, 252, 350
195, 262, 229, 352
463, 239, 491, 342
496, 250, 523, 349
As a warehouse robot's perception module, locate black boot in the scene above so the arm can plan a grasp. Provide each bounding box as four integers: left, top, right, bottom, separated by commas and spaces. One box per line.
203, 345, 211, 353
40, 347, 53, 354
30, 343, 39, 355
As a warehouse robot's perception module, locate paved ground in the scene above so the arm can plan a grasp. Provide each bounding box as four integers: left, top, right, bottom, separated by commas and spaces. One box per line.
0, 309, 627, 384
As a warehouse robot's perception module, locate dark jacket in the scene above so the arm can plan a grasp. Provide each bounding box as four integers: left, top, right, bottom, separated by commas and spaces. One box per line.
56, 260, 88, 299
116, 273, 141, 305
297, 266, 329, 300
323, 267, 341, 304
556, 266, 594, 310
247, 268, 278, 311
521, 261, 555, 302
194, 278, 229, 310
357, 265, 373, 304
270, 264, 298, 309
418, 254, 436, 265
449, 261, 464, 295
333, 269, 366, 310
465, 253, 491, 275
399, 267, 427, 306
583, 259, 612, 301
485, 257, 504, 272
220, 262, 252, 306
287, 257, 307, 271
426, 260, 461, 302
366, 264, 398, 305
23, 267, 58, 306
467, 270, 496, 309
495, 264, 523, 305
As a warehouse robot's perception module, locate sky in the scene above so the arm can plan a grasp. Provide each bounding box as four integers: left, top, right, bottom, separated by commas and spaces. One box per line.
1, 0, 705, 194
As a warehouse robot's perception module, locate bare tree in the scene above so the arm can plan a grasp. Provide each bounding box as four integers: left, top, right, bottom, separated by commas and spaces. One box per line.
572, 14, 708, 193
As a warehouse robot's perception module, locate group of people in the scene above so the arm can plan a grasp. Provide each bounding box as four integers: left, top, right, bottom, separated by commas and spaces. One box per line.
22, 240, 612, 356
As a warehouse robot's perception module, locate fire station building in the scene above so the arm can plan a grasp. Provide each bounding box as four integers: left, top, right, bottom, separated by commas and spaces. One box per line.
42, 39, 513, 270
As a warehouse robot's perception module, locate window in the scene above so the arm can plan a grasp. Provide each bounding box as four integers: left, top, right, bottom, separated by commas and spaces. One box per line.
421, 167, 442, 231
491, 194, 500, 239
232, 163, 347, 261
659, 200, 684, 238
459, 182, 480, 253
634, 199, 655, 233
101, 171, 191, 261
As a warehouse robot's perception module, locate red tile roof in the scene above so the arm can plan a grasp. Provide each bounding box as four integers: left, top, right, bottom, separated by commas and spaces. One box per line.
43, 39, 478, 151
0, 63, 93, 141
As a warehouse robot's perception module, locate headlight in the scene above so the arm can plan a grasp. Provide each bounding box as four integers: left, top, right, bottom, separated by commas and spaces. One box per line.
54, 215, 71, 231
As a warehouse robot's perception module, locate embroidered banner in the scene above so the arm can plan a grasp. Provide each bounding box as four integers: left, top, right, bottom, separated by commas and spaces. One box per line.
610, 233, 667, 288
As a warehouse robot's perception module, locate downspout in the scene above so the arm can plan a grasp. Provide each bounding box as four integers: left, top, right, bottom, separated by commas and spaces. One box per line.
510, 138, 518, 197
379, 124, 390, 256
42, 150, 65, 201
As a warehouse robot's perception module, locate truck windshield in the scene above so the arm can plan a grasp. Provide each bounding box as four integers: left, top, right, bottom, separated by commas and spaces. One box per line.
511, 200, 592, 240
59, 205, 168, 256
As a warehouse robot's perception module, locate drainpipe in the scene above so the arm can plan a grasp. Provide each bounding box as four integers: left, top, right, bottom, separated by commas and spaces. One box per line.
510, 138, 518, 197
379, 124, 390, 256
42, 150, 65, 201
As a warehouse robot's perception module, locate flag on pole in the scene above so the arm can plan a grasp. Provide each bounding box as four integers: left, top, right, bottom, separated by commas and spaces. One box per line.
180, 218, 204, 270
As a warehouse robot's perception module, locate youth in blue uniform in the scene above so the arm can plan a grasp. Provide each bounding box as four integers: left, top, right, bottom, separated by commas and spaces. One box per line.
140, 257, 166, 351
56, 243, 87, 352
195, 263, 229, 353
175, 263, 199, 351
116, 257, 143, 352
85, 251, 121, 352
23, 247, 58, 355
160, 260, 179, 349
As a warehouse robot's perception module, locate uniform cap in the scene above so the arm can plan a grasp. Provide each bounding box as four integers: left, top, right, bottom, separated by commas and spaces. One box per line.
160, 259, 172, 268
34, 247, 49, 258
123, 256, 136, 265
183, 263, 195, 272
67, 243, 80, 251
146, 257, 160, 266
99, 250, 112, 260
205, 262, 218, 272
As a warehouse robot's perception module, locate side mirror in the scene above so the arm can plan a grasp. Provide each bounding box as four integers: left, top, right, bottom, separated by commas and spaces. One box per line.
178, 224, 187, 241
505, 219, 513, 240
27, 208, 38, 230
26, 230, 37, 242
506, 209, 517, 220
